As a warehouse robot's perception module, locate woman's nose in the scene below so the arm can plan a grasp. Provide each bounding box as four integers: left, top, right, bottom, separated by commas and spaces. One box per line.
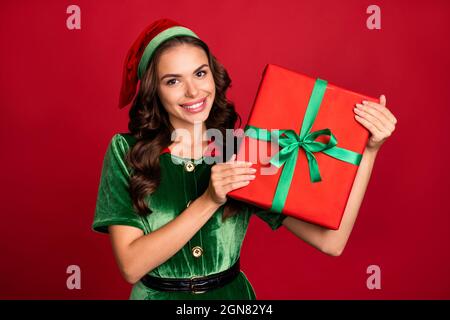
184, 80, 199, 98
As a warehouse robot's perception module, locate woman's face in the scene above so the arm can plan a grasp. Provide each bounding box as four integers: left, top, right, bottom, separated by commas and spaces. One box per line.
156, 44, 215, 129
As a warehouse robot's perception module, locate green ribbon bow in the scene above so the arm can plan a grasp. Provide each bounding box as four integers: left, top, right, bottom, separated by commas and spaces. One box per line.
244, 78, 363, 213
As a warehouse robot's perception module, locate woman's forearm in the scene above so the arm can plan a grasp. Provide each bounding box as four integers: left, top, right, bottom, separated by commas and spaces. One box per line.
282, 147, 378, 256
320, 147, 378, 255
116, 193, 220, 284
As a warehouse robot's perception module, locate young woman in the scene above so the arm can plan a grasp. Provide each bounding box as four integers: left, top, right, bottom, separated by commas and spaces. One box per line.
92, 18, 397, 300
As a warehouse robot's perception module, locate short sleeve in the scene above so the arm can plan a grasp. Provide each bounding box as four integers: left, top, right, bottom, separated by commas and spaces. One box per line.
247, 203, 288, 231
92, 134, 145, 234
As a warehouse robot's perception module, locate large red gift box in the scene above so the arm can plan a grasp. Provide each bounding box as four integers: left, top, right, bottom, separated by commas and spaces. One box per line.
228, 64, 378, 230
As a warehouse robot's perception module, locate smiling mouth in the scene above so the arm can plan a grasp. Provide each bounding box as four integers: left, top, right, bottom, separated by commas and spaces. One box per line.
179, 97, 207, 110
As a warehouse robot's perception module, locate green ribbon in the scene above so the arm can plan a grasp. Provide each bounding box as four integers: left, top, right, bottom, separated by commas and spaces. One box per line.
244, 78, 362, 213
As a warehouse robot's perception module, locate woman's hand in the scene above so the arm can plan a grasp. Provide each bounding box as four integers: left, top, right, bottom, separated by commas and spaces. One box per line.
203, 154, 256, 206
354, 94, 397, 152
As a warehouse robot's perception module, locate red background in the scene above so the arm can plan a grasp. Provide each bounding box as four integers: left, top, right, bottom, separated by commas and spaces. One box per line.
1, 0, 449, 299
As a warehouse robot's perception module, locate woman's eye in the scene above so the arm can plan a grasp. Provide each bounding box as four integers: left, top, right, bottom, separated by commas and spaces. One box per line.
166, 71, 207, 86
196, 70, 207, 77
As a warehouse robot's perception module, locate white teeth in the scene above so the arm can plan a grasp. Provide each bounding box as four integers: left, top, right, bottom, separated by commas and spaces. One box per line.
182, 100, 204, 109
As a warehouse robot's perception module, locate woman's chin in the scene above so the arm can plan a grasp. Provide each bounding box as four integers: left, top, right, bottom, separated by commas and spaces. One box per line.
186, 113, 209, 124
182, 108, 211, 123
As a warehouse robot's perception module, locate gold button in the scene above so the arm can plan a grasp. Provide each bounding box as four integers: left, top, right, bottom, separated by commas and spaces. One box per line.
184, 161, 195, 172
192, 246, 203, 258
186, 200, 192, 208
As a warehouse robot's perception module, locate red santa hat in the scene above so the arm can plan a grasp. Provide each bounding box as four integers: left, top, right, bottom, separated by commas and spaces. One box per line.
118, 18, 200, 109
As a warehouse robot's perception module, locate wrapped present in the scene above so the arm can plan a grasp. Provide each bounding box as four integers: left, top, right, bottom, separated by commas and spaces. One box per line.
228, 64, 377, 230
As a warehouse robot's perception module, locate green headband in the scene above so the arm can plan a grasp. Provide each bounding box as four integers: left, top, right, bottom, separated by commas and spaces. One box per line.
137, 26, 200, 80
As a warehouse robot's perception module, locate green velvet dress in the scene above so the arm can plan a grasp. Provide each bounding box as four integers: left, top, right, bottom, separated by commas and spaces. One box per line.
92, 133, 287, 300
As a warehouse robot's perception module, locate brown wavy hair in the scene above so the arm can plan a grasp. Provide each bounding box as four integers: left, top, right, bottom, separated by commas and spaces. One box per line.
124, 35, 245, 221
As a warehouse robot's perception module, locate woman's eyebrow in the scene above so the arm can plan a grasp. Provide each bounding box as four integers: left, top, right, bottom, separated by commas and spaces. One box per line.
160, 64, 209, 81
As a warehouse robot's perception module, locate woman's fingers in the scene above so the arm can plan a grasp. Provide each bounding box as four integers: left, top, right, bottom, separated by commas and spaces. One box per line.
354, 104, 391, 133
354, 114, 386, 141
212, 155, 253, 175
224, 180, 252, 193
208, 154, 256, 201
222, 173, 256, 186
221, 166, 256, 177
379, 94, 386, 107
214, 165, 256, 189
218, 158, 255, 185
362, 98, 397, 124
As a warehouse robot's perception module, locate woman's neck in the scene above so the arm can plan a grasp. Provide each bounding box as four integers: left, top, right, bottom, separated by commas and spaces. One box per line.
169, 121, 209, 159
